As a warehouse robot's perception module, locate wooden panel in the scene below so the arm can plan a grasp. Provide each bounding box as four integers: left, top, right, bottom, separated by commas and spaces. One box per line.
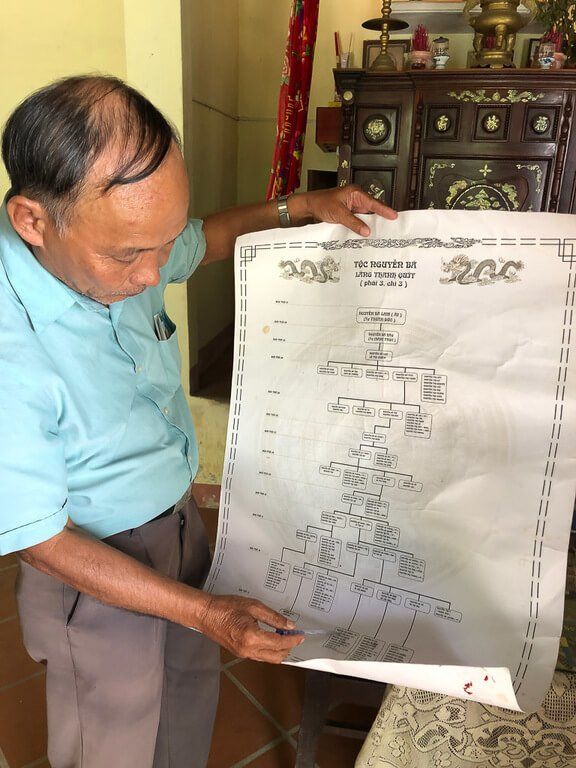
523, 106, 560, 143
352, 168, 396, 205
425, 104, 461, 140
315, 107, 342, 153
307, 170, 338, 191
355, 107, 400, 154
420, 157, 549, 211
473, 105, 511, 142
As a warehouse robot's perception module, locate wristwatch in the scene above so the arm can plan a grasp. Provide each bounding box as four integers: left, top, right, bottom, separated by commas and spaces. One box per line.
277, 194, 292, 227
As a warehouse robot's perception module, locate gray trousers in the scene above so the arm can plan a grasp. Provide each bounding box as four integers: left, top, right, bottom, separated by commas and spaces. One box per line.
16, 491, 220, 768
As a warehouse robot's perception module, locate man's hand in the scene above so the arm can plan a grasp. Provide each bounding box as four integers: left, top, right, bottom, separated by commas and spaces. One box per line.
202, 185, 397, 265
196, 594, 304, 663
293, 185, 398, 238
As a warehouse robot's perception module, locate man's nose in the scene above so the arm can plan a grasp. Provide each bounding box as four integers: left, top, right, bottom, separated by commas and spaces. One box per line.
133, 254, 162, 288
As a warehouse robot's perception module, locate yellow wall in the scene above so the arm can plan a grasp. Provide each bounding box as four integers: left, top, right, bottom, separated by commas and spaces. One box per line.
0, 0, 127, 196
182, 0, 239, 357
237, 0, 291, 205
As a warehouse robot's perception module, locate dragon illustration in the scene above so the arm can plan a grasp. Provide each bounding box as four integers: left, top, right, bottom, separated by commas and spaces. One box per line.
279, 256, 340, 283
440, 254, 524, 285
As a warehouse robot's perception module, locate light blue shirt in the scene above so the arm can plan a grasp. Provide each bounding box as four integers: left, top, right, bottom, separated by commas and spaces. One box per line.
0, 205, 206, 554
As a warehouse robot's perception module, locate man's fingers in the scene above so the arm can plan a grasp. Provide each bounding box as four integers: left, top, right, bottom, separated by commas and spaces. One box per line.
251, 648, 296, 664
248, 600, 294, 630
254, 629, 304, 652
352, 189, 398, 220
364, 197, 398, 220
228, 624, 304, 660
305, 186, 398, 236
337, 206, 371, 237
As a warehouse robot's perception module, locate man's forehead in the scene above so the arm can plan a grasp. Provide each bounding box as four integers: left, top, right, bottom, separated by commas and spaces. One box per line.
72, 145, 189, 242
75, 195, 187, 245
85, 141, 186, 201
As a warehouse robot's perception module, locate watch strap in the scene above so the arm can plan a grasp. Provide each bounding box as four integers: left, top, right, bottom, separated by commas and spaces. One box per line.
277, 194, 292, 227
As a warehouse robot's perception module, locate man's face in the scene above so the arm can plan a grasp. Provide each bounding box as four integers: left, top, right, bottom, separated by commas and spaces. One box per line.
35, 142, 190, 304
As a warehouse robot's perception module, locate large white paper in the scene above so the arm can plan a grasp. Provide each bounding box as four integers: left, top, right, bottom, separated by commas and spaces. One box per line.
205, 210, 576, 712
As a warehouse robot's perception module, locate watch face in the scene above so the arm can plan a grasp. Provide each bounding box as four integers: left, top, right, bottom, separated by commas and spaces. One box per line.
363, 115, 391, 144
482, 113, 501, 133
434, 114, 451, 133
532, 114, 550, 134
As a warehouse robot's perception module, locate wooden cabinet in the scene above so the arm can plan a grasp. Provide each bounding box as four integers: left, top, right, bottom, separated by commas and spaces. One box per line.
333, 69, 576, 213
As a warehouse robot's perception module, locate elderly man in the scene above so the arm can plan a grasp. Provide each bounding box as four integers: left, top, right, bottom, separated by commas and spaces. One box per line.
0, 75, 396, 768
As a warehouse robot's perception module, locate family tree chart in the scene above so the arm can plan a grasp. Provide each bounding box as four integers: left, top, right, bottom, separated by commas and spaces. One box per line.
263, 306, 458, 666
205, 211, 576, 712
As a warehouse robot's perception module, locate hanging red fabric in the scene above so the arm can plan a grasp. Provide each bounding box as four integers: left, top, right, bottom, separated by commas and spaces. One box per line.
266, 0, 320, 201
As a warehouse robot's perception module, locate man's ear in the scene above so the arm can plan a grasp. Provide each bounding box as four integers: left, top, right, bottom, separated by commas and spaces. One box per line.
6, 195, 50, 248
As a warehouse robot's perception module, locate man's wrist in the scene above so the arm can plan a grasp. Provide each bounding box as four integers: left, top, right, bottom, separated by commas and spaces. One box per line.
277, 195, 291, 227
283, 192, 314, 227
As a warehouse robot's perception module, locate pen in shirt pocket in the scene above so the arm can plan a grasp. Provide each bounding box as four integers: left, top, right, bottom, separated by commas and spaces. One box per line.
153, 313, 166, 340
153, 309, 176, 341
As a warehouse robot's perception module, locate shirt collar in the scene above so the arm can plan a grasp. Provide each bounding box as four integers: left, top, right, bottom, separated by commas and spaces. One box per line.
0, 204, 93, 332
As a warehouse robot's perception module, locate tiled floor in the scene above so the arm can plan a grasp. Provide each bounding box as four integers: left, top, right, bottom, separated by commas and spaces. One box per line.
0, 511, 376, 768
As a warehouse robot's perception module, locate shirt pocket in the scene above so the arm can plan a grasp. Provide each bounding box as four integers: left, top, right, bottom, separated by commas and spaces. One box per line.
155, 331, 182, 396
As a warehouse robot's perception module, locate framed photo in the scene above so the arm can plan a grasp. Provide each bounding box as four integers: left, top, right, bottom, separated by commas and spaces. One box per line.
524, 37, 541, 68
363, 39, 411, 71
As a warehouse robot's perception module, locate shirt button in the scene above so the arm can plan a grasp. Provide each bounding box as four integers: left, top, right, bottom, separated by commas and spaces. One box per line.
163, 407, 169, 416
136, 365, 143, 374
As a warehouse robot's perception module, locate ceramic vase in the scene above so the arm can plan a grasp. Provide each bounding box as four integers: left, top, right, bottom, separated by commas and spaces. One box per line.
433, 54, 450, 69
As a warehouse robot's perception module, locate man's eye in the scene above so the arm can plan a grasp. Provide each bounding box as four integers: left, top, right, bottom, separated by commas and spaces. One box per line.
113, 252, 139, 263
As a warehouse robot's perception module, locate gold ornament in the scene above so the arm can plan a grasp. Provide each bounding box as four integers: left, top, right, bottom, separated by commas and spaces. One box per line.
448, 89, 544, 104
435, 115, 451, 132
463, 0, 536, 68
482, 114, 501, 132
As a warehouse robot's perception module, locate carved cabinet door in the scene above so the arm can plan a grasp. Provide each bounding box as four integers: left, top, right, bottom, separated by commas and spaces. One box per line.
420, 158, 549, 212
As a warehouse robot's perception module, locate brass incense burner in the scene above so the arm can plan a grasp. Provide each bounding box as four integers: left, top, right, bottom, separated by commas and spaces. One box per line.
465, 0, 535, 68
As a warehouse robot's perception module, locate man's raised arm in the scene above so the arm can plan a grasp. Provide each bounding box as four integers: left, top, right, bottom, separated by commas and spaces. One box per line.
201, 186, 398, 265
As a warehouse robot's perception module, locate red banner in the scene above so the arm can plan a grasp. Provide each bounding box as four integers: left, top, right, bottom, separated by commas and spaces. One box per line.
266, 0, 320, 200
